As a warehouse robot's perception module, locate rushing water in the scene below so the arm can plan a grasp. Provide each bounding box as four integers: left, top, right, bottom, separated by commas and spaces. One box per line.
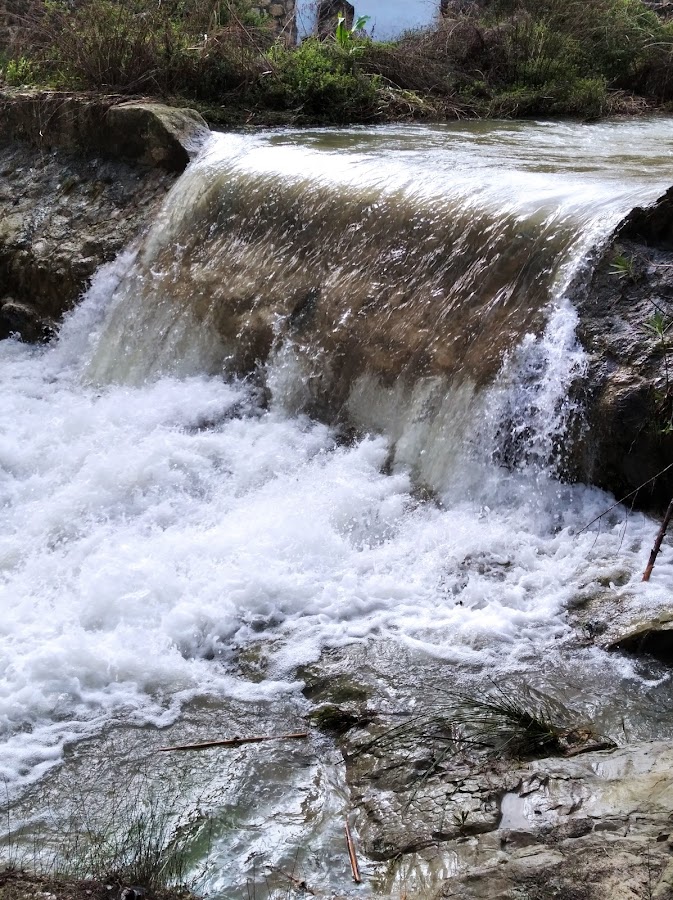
2, 119, 673, 895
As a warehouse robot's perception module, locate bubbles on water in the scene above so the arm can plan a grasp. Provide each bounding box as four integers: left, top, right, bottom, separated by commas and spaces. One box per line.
2, 120, 673, 805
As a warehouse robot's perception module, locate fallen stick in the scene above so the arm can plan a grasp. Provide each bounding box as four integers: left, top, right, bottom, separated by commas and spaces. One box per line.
345, 819, 361, 884
267, 865, 315, 895
578, 462, 673, 534
157, 732, 309, 752
642, 496, 673, 582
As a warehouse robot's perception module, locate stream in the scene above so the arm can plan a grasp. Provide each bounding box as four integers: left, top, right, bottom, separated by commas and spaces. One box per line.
2, 118, 673, 897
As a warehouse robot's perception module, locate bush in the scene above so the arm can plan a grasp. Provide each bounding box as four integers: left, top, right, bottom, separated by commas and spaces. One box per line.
14, 0, 270, 96
363, 0, 673, 116
1, 54, 42, 86
259, 39, 379, 122
3, 0, 673, 121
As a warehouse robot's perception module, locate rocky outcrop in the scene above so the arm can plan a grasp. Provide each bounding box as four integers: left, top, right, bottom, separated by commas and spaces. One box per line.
0, 92, 210, 172
575, 187, 673, 511
0, 93, 210, 340
346, 723, 673, 899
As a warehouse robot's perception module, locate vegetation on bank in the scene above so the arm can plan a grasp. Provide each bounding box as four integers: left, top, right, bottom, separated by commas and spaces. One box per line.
1, 0, 673, 123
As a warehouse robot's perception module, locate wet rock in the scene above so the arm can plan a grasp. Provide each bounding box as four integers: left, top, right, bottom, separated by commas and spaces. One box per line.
342, 723, 673, 895
105, 103, 210, 172
654, 860, 673, 899
0, 91, 210, 172
0, 296, 53, 341
575, 186, 673, 511
607, 614, 673, 665
0, 141, 173, 337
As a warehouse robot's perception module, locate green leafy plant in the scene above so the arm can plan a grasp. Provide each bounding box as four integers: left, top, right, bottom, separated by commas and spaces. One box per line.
261, 39, 378, 121
610, 251, 636, 279
335, 12, 371, 54
2, 55, 40, 86
644, 309, 672, 342
643, 306, 673, 401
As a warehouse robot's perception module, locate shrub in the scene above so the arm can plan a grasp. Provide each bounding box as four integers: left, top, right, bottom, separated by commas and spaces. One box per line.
260, 39, 379, 122
3, 0, 673, 120
1, 54, 42, 87
14, 0, 270, 97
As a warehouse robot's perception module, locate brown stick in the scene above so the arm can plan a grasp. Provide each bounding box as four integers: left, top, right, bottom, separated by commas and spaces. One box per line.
578, 462, 673, 534
642, 496, 673, 582
157, 732, 309, 752
345, 819, 361, 884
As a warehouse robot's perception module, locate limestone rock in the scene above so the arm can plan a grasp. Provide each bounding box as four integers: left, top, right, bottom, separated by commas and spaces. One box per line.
0, 92, 210, 172
105, 103, 210, 172
574, 185, 673, 511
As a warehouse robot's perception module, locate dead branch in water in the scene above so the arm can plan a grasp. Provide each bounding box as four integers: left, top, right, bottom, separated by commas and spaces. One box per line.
157, 732, 308, 752
642, 496, 673, 582
345, 819, 361, 884
577, 462, 673, 534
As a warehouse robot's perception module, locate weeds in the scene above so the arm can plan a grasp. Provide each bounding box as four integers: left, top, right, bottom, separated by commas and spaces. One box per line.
610, 250, 637, 279
642, 306, 673, 432
352, 681, 614, 788
0, 750, 216, 894
2, 0, 673, 122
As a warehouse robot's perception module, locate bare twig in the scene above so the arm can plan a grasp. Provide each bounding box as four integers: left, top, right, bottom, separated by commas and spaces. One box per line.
345, 819, 361, 884
642, 495, 673, 581
577, 462, 673, 534
157, 732, 309, 752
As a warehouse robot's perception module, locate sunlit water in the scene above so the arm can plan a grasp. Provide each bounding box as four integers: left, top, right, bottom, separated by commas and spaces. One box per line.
2, 119, 673, 895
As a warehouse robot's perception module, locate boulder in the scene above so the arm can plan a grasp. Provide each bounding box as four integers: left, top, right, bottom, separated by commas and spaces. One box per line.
0, 92, 210, 172
105, 102, 210, 172
574, 186, 673, 511
607, 614, 673, 664
0, 296, 53, 342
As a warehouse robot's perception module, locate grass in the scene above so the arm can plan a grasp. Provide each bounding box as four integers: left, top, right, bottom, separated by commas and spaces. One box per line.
610, 250, 637, 279
352, 680, 615, 792
1, 754, 214, 896
1, 0, 673, 124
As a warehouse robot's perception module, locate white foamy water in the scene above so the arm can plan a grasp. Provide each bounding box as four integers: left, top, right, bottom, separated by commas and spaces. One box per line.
1, 120, 673, 828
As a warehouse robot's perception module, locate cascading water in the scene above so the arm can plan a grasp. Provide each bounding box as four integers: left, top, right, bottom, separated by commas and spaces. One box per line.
2, 118, 673, 896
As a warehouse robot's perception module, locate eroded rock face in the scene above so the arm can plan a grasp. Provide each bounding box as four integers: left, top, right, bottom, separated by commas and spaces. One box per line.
105, 102, 210, 172
345, 724, 673, 899
0, 92, 210, 172
575, 187, 673, 511
0, 94, 211, 339
0, 142, 173, 338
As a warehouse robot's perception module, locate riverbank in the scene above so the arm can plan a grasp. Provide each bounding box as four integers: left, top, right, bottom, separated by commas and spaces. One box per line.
1, 0, 673, 126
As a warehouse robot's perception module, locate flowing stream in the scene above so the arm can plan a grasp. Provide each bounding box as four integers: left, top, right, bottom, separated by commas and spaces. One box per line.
2, 118, 673, 896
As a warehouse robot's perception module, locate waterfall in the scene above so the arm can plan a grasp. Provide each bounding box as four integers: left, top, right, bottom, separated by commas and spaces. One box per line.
78, 120, 669, 487
3, 117, 673, 896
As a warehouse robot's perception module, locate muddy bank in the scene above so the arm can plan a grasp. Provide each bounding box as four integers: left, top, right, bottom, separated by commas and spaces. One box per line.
0, 93, 209, 340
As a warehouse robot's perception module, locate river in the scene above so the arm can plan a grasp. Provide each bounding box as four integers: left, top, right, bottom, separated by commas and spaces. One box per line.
2, 118, 673, 896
